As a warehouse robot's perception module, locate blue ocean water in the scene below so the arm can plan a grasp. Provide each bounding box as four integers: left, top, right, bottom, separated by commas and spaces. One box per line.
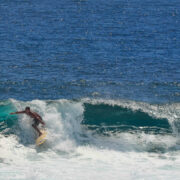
0, 0, 179, 102
0, 0, 180, 179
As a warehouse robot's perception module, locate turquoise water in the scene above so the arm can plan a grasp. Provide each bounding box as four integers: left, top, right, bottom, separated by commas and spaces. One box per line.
83, 103, 171, 134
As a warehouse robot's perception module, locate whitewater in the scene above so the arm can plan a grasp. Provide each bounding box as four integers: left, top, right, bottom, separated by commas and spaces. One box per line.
0, 98, 180, 180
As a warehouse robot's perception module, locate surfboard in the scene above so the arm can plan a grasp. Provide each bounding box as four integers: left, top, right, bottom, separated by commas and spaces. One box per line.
36, 129, 47, 145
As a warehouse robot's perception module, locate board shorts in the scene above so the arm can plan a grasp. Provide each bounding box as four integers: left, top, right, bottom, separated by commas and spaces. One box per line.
32, 118, 40, 126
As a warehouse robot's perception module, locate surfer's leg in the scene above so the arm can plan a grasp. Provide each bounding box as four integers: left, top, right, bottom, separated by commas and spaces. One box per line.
32, 124, 42, 136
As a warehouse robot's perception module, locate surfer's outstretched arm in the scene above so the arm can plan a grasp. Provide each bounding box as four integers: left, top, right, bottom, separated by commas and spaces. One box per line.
10, 111, 25, 115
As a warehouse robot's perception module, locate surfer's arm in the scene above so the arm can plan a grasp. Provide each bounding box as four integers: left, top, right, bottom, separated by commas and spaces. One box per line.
38, 118, 45, 125
33, 112, 45, 125
10, 111, 25, 115
37, 117, 45, 125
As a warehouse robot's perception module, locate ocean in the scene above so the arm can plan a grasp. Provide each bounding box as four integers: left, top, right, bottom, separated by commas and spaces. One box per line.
0, 0, 180, 179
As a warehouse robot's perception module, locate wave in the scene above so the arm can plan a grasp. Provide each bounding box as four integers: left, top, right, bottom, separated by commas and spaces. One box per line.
82, 102, 171, 134
0, 98, 180, 153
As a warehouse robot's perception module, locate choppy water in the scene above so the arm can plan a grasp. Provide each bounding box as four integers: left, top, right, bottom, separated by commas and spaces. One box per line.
0, 0, 180, 179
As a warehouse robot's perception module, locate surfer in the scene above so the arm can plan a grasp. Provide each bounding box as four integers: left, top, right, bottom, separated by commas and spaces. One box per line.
10, 107, 45, 136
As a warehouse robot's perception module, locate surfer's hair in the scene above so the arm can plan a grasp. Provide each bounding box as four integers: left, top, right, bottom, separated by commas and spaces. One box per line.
25, 107, 30, 110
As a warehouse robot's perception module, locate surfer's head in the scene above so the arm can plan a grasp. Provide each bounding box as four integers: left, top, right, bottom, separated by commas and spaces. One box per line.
25, 107, 30, 113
